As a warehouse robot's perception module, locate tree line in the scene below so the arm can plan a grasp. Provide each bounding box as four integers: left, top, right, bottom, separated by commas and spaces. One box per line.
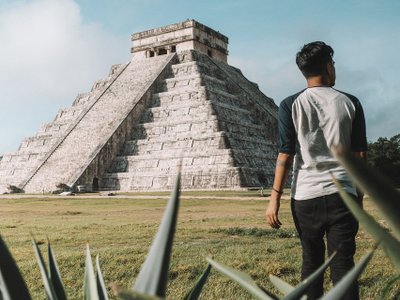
367, 133, 400, 187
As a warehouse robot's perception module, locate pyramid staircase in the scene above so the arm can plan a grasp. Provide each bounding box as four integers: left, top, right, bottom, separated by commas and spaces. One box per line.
100, 50, 278, 191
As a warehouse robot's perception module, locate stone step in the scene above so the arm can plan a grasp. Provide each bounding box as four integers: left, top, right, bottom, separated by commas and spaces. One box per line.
170, 60, 224, 80
100, 165, 274, 191
54, 106, 84, 122
170, 61, 204, 78
72, 92, 92, 107
120, 135, 276, 161
159, 74, 227, 93
121, 132, 225, 156
141, 102, 214, 123
0, 167, 35, 182
131, 118, 220, 140
110, 149, 233, 172
212, 58, 278, 117
110, 157, 234, 174
134, 111, 263, 137
230, 149, 276, 169
101, 166, 242, 191
151, 86, 208, 108
17, 136, 58, 151
146, 97, 250, 121
23, 54, 175, 193
225, 132, 276, 148
152, 86, 243, 111
37, 121, 71, 135
109, 147, 274, 174
0, 152, 46, 164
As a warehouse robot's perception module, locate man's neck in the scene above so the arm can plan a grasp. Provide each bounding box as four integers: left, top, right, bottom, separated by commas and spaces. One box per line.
307, 76, 331, 88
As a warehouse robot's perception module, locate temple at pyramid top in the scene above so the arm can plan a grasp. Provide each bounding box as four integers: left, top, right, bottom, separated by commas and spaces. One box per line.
131, 19, 229, 62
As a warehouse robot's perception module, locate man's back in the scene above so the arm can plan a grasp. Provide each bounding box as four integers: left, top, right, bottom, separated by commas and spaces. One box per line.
279, 87, 366, 199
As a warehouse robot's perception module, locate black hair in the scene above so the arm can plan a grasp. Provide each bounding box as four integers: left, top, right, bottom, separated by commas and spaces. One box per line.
296, 41, 334, 78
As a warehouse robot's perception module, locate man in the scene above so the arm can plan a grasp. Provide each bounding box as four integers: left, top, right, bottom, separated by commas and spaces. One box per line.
266, 41, 367, 299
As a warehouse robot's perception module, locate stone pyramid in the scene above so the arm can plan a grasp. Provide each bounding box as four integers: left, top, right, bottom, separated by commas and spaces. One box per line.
0, 20, 278, 193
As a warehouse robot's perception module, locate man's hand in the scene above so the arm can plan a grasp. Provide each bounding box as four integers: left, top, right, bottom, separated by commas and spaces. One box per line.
266, 199, 282, 229
266, 153, 293, 229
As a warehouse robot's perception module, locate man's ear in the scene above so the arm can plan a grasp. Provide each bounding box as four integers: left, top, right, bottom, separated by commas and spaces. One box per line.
326, 61, 336, 85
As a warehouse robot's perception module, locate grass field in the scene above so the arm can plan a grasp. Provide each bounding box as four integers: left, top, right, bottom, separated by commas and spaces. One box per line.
0, 191, 398, 299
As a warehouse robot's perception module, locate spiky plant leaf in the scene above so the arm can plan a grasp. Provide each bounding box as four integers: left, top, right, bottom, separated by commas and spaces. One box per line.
133, 173, 181, 297
334, 178, 400, 271
206, 257, 275, 300
48, 241, 67, 300
381, 274, 400, 300
320, 248, 375, 300
32, 239, 58, 300
281, 251, 336, 300
96, 255, 109, 300
84, 244, 99, 300
0, 236, 31, 300
269, 275, 294, 295
183, 264, 212, 300
332, 146, 400, 240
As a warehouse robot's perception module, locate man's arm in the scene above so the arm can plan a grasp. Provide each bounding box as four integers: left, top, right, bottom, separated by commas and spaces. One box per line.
266, 152, 294, 229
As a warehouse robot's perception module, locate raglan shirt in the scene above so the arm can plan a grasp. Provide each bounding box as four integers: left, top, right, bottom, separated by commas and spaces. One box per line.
279, 87, 367, 200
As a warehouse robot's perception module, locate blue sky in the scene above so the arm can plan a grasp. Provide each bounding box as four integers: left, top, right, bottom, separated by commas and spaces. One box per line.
0, 0, 399, 154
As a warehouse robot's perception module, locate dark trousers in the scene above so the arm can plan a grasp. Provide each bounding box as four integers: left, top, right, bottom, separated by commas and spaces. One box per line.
291, 193, 359, 300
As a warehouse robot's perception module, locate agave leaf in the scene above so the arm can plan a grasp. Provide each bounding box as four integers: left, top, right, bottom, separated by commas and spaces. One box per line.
183, 264, 212, 300
0, 236, 31, 300
334, 178, 400, 271
32, 239, 58, 300
206, 257, 275, 300
381, 274, 400, 300
281, 251, 336, 300
133, 173, 181, 297
269, 275, 294, 295
332, 147, 400, 240
48, 241, 67, 300
84, 244, 99, 300
321, 248, 375, 300
96, 255, 109, 300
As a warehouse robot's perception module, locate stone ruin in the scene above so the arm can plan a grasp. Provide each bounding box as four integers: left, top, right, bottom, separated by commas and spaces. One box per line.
0, 19, 278, 194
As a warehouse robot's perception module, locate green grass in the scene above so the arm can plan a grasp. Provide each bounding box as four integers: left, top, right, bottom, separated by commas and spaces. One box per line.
0, 193, 398, 299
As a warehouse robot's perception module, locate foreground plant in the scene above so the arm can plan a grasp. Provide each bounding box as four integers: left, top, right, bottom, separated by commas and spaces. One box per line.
332, 147, 400, 297
332, 146, 400, 267
0, 173, 212, 299
207, 247, 375, 300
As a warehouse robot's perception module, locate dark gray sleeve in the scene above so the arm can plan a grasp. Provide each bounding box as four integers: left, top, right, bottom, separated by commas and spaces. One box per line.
350, 98, 368, 151
278, 97, 297, 154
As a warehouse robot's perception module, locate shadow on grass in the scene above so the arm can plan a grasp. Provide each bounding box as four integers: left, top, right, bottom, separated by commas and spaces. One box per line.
210, 227, 298, 238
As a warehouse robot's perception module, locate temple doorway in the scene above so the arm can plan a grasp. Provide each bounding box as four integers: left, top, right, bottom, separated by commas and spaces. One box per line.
92, 177, 99, 192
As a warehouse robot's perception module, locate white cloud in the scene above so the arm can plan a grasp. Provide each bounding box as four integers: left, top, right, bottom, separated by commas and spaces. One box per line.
0, 0, 128, 154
